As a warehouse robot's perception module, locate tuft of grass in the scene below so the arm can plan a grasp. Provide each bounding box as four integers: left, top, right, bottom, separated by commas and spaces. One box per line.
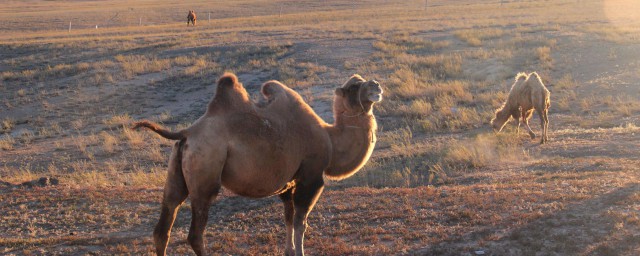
378, 126, 413, 151
103, 114, 132, 127
100, 131, 118, 154
397, 99, 432, 117
454, 28, 504, 47
442, 133, 525, 170
1, 117, 15, 132
555, 73, 577, 91
121, 128, 145, 148
0, 134, 15, 150
18, 129, 35, 145
536, 46, 553, 69
115, 54, 172, 79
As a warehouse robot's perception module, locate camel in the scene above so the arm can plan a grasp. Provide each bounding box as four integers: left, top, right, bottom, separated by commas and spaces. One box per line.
187, 10, 197, 26
491, 72, 551, 144
132, 73, 383, 256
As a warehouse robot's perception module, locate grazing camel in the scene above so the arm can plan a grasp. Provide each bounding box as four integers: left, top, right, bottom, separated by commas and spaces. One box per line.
187, 10, 197, 26
491, 72, 551, 144
132, 73, 383, 256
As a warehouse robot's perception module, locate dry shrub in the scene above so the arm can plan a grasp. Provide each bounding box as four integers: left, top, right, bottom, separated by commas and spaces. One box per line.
387, 69, 468, 100
183, 57, 208, 76
124, 165, 166, 187
442, 133, 526, 169
19, 129, 34, 144
378, 126, 413, 151
536, 46, 553, 69
143, 146, 165, 162
66, 170, 109, 187
454, 28, 504, 46
1, 118, 15, 132
0, 134, 15, 150
121, 128, 145, 148
396, 99, 432, 117
0, 165, 38, 183
103, 114, 132, 127
115, 54, 171, 78
553, 74, 578, 91
100, 131, 118, 154
172, 56, 194, 67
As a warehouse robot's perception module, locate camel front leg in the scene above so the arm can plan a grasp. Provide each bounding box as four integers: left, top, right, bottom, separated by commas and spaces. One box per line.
279, 189, 295, 256
542, 109, 549, 143
154, 141, 188, 256
512, 111, 521, 135
292, 178, 324, 256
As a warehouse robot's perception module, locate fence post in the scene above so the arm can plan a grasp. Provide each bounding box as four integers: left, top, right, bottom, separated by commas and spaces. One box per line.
139, 17, 142, 26
209, 12, 211, 22
68, 21, 71, 32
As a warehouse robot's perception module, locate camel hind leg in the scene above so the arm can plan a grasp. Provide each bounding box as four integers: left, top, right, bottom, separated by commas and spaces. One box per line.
538, 108, 549, 144
187, 188, 220, 256
181, 143, 226, 255
522, 109, 536, 139
154, 140, 188, 256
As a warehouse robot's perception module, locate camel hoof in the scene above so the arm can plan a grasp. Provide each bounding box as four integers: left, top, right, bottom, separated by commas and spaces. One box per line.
285, 250, 295, 256
529, 132, 536, 139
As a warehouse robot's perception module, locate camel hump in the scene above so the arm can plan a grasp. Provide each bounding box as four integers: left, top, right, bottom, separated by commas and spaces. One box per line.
515, 72, 528, 82
261, 80, 288, 98
218, 72, 238, 87
256, 80, 291, 108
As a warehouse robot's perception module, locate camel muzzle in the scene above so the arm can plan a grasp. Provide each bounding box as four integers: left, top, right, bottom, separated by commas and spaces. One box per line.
365, 80, 383, 103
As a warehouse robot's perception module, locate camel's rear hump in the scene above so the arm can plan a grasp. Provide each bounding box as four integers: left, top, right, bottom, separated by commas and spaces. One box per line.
208, 72, 252, 112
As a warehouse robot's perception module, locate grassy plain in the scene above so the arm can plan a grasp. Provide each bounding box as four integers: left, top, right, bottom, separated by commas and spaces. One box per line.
1, 0, 639, 255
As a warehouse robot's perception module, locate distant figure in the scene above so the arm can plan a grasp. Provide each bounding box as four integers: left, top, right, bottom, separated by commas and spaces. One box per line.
491, 72, 551, 144
187, 10, 197, 26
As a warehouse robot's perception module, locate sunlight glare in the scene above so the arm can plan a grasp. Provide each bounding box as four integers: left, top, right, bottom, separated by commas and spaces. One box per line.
603, 0, 640, 29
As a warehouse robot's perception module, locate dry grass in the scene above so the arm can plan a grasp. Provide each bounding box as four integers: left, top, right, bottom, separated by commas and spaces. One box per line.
0, 135, 15, 151
454, 28, 504, 47
1, 0, 639, 254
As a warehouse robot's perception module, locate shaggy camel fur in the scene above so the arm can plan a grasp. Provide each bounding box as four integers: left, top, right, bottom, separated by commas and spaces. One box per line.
491, 72, 551, 144
132, 73, 383, 256
187, 10, 196, 26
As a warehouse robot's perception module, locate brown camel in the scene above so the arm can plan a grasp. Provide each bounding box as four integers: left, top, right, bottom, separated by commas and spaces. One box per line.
491, 72, 551, 144
187, 10, 197, 26
132, 73, 383, 255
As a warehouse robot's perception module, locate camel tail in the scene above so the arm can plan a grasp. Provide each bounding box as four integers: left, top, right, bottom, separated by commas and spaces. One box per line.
131, 120, 185, 140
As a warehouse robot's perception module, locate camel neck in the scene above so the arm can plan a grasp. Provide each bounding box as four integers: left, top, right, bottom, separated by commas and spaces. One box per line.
324, 113, 377, 180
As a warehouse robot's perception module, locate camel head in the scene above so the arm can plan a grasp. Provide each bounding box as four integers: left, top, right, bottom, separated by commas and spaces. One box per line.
490, 108, 510, 133
334, 74, 383, 115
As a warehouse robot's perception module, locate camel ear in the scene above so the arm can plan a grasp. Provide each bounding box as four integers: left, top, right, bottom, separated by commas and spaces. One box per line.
335, 88, 345, 97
